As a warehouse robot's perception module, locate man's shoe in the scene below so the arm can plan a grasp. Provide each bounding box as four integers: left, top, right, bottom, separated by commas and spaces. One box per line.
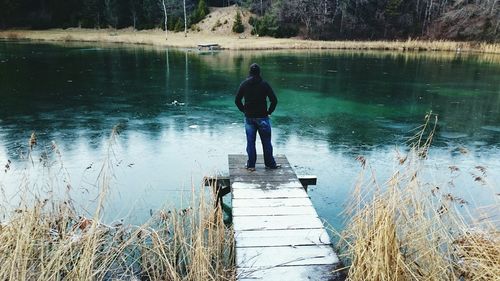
245, 166, 256, 172
265, 164, 282, 169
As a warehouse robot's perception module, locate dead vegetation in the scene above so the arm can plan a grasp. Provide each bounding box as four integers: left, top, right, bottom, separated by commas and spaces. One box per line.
0, 128, 235, 281
336, 113, 500, 280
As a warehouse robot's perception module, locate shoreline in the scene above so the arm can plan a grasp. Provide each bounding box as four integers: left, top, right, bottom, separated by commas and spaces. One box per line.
1, 28, 499, 54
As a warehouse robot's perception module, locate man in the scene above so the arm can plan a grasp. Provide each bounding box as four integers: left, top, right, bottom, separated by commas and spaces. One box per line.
235, 63, 280, 171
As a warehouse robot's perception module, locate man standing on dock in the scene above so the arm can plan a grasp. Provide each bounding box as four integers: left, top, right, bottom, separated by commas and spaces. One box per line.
235, 63, 280, 171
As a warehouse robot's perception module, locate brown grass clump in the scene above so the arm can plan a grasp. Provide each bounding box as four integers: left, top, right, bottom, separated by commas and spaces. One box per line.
337, 113, 500, 280
4, 32, 20, 40
0, 128, 235, 280
61, 34, 74, 42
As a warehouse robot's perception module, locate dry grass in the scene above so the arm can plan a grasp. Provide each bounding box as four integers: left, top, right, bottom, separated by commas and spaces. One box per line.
336, 113, 500, 280
0, 29, 499, 54
0, 128, 235, 281
3, 32, 20, 40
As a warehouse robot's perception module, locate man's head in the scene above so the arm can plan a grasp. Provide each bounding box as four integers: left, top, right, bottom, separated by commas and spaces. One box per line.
249, 63, 260, 76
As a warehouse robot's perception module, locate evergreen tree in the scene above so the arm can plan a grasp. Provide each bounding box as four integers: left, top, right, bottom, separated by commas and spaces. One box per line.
191, 0, 209, 23
232, 11, 244, 33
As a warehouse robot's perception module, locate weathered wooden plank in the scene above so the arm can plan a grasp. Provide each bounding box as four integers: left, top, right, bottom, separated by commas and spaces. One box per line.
229, 154, 289, 165
231, 176, 301, 184
232, 188, 309, 199
232, 197, 313, 208
198, 43, 219, 47
229, 163, 292, 169
228, 154, 287, 160
298, 175, 318, 186
237, 264, 340, 281
235, 228, 331, 247
229, 168, 296, 177
236, 245, 339, 268
233, 205, 318, 217
231, 181, 303, 190
233, 215, 323, 231
229, 160, 292, 167
229, 164, 293, 171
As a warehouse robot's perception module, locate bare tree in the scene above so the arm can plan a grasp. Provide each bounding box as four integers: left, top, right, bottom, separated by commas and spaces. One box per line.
131, 10, 137, 29
104, 0, 118, 28
130, 1, 138, 30
284, 0, 334, 38
183, 0, 187, 37
161, 0, 168, 40
490, 0, 498, 15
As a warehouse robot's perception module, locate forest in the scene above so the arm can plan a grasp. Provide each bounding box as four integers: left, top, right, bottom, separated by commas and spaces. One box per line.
0, 0, 498, 41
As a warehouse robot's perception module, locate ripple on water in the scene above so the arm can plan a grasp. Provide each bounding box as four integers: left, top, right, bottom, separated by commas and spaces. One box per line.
77, 48, 104, 52
481, 126, 500, 133
473, 141, 488, 146
440, 132, 468, 139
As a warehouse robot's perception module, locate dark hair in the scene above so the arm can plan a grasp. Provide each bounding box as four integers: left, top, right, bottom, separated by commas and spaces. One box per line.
249, 63, 260, 76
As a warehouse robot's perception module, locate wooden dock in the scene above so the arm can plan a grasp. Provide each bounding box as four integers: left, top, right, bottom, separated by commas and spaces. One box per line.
228, 154, 341, 281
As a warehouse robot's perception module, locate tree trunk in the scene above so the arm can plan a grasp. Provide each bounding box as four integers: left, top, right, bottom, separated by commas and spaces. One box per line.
324, 0, 328, 24
340, 12, 344, 34
183, 0, 187, 37
304, 17, 311, 38
132, 11, 137, 30
162, 0, 168, 40
491, 0, 498, 16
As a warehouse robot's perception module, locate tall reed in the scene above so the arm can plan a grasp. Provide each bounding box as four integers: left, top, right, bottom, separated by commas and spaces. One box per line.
0, 127, 235, 281
337, 113, 499, 280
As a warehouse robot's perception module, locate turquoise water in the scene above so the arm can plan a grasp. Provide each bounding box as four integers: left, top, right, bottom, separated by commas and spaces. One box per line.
0, 41, 499, 228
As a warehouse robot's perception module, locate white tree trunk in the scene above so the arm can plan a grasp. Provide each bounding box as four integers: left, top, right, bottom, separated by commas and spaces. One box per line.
491, 0, 498, 15
132, 11, 137, 30
162, 0, 168, 40
183, 0, 187, 37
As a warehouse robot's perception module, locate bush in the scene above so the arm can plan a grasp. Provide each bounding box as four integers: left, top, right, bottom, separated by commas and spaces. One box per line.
232, 11, 244, 33
212, 19, 222, 31
191, 24, 201, 32
248, 16, 256, 26
251, 14, 276, 36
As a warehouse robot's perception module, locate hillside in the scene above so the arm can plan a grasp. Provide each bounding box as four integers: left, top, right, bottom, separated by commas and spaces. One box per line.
194, 5, 254, 37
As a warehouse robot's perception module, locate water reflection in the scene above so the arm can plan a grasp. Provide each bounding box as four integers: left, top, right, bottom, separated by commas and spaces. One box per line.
0, 41, 499, 227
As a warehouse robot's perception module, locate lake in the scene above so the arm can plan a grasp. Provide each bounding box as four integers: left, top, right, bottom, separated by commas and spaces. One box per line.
0, 41, 499, 229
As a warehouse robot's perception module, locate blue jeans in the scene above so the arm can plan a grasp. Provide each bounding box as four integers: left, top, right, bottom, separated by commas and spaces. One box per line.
245, 117, 277, 168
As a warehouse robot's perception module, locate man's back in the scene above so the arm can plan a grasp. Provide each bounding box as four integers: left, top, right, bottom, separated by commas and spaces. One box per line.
235, 75, 277, 118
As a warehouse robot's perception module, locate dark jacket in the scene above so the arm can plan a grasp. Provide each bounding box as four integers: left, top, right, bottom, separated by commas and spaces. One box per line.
235, 75, 277, 118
